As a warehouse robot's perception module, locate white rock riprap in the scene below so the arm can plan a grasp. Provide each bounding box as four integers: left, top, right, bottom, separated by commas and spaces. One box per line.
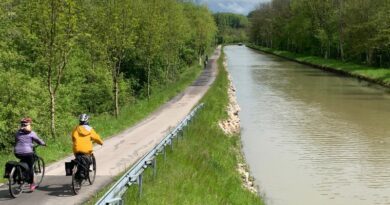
219, 57, 258, 194
219, 60, 241, 135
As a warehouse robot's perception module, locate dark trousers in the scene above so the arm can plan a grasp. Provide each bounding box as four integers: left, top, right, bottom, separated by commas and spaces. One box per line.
75, 153, 91, 178
15, 153, 34, 184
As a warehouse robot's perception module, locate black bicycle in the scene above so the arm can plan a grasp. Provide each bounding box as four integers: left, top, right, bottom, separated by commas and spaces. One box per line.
5, 145, 45, 198
68, 154, 96, 195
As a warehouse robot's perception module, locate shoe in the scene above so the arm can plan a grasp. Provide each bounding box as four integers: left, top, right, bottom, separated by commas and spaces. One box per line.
29, 184, 37, 191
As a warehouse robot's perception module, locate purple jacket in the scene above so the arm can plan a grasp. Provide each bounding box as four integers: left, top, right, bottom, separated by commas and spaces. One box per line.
14, 130, 45, 155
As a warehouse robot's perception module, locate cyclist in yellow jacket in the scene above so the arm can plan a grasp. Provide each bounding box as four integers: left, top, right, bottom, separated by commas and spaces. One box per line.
72, 114, 103, 155
72, 114, 103, 179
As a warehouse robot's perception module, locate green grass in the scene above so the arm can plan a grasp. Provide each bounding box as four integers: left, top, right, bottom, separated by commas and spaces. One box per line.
0, 64, 202, 183
248, 44, 390, 86
112, 49, 264, 205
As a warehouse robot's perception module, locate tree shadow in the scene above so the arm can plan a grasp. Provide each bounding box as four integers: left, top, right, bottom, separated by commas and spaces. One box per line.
38, 183, 74, 197
0, 187, 13, 201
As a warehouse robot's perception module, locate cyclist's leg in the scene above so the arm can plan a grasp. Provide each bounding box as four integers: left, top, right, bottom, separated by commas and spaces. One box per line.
87, 154, 93, 170
75, 153, 87, 178
15, 154, 34, 184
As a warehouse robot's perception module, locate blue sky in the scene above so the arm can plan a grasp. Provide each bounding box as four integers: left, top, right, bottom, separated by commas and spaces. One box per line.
195, 0, 271, 15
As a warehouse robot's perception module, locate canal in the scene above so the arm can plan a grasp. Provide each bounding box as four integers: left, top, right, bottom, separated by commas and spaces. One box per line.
225, 45, 390, 205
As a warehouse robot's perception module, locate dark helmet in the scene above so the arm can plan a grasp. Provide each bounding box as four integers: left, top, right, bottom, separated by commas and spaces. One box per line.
79, 114, 89, 122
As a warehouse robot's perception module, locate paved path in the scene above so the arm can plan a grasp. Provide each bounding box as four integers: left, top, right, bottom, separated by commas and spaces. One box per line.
0, 46, 220, 205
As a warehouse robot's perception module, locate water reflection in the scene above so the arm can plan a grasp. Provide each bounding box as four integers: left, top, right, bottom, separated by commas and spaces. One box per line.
225, 45, 390, 205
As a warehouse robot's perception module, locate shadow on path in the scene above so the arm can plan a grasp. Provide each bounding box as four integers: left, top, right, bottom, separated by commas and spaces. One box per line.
38, 183, 74, 197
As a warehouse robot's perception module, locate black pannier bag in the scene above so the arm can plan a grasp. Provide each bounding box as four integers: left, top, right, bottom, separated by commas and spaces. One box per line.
4, 161, 18, 178
65, 161, 74, 176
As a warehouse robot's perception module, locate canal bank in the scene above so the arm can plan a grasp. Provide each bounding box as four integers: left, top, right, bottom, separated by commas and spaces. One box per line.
218, 55, 258, 194
225, 45, 390, 205
247, 44, 390, 88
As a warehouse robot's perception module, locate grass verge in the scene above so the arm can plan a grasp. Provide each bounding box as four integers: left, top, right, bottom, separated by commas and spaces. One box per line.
0, 64, 202, 183
107, 49, 264, 204
247, 44, 390, 87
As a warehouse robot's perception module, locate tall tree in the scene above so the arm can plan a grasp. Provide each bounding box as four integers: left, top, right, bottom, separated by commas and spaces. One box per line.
21, 0, 78, 138
91, 0, 138, 117
135, 0, 167, 99
184, 4, 217, 65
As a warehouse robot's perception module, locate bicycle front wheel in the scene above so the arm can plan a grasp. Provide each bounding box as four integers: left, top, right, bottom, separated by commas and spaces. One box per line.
33, 157, 45, 186
88, 155, 96, 185
9, 167, 23, 198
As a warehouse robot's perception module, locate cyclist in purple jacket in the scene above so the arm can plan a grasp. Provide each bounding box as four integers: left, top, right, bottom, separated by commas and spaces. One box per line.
14, 117, 46, 191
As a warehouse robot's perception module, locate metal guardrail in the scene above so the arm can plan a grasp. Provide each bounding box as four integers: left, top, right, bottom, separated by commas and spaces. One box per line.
96, 103, 204, 205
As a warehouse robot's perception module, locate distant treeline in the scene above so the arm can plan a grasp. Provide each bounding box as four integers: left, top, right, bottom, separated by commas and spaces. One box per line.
0, 0, 216, 150
248, 0, 390, 67
214, 12, 249, 44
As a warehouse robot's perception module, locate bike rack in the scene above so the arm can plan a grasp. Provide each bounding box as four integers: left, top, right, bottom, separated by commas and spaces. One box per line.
95, 103, 204, 205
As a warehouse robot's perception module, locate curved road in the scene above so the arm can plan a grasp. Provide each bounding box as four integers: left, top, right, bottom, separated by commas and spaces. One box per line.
0, 46, 220, 205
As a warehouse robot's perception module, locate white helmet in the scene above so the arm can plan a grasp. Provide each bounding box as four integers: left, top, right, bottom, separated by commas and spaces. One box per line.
79, 113, 89, 122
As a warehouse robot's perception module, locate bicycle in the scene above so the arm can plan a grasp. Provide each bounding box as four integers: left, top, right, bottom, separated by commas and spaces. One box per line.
67, 153, 96, 195
4, 145, 45, 198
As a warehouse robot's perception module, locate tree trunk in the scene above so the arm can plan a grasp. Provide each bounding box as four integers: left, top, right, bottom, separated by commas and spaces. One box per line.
366, 49, 373, 65
166, 58, 170, 82
327, 40, 331, 59
338, 0, 345, 61
113, 61, 121, 118
147, 61, 151, 100
114, 75, 119, 118
50, 92, 56, 138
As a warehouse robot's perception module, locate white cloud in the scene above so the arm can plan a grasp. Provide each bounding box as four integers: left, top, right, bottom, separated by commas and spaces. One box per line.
217, 2, 245, 14
199, 0, 271, 15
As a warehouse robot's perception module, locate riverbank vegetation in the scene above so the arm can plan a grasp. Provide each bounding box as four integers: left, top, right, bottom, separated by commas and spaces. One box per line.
0, 0, 216, 148
248, 0, 390, 68
248, 44, 390, 86
0, 0, 216, 178
214, 13, 249, 44
121, 49, 264, 205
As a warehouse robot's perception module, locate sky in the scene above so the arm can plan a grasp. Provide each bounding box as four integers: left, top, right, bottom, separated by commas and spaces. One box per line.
195, 0, 271, 15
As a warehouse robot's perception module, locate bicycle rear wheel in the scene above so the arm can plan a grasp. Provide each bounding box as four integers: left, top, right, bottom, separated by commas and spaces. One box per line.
71, 166, 82, 195
88, 155, 96, 185
8, 167, 23, 198
33, 157, 45, 186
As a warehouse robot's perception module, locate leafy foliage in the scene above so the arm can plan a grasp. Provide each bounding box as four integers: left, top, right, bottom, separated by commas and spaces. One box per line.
214, 12, 249, 44
0, 0, 216, 150
249, 0, 390, 67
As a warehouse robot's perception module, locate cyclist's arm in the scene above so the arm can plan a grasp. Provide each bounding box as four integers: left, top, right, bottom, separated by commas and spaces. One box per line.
91, 129, 103, 145
31, 131, 46, 146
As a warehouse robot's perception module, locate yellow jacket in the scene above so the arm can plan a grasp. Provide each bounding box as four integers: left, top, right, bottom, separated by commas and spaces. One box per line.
72, 125, 103, 154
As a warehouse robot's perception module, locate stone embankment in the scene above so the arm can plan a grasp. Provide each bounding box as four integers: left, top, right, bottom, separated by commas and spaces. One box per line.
219, 57, 258, 194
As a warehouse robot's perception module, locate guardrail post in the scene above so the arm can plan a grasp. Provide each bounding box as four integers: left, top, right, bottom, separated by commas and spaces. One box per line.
138, 174, 143, 198
163, 147, 167, 161
170, 139, 174, 151
175, 132, 179, 144
177, 130, 182, 139
153, 157, 157, 179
